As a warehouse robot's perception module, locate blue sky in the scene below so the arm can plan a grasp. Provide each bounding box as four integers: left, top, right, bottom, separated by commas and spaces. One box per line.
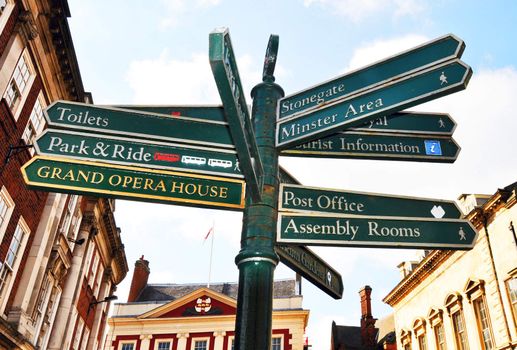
66, 1, 517, 348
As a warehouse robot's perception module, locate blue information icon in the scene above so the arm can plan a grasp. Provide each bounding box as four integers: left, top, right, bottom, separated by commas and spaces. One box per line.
424, 140, 442, 156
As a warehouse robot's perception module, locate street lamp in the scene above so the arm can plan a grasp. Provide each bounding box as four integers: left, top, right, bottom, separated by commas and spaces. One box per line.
88, 295, 118, 314
67, 237, 86, 245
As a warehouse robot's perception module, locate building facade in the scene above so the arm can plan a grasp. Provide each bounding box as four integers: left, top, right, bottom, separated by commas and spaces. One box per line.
105, 257, 309, 350
384, 182, 517, 350
0, 1, 128, 349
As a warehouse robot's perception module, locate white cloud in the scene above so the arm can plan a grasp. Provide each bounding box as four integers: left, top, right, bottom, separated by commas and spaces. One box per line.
159, 0, 221, 28
302, 0, 427, 22
343, 34, 429, 72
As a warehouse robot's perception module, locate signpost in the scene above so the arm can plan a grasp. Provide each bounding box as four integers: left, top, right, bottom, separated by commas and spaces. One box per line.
279, 184, 463, 219
278, 34, 465, 120
350, 112, 456, 136
44, 101, 235, 148
22, 156, 246, 210
276, 59, 472, 149
210, 28, 264, 202
21, 30, 477, 350
275, 245, 343, 299
281, 132, 460, 163
277, 213, 477, 250
35, 129, 243, 178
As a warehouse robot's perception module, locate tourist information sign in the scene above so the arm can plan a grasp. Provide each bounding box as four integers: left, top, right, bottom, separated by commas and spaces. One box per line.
44, 101, 234, 148
277, 213, 476, 250
276, 245, 343, 299
113, 105, 226, 122
210, 28, 264, 202
279, 184, 463, 219
351, 112, 456, 136
276, 59, 472, 149
281, 132, 460, 163
35, 129, 243, 178
278, 34, 464, 120
22, 156, 246, 210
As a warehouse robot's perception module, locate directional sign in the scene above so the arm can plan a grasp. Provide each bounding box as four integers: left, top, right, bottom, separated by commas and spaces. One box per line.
281, 132, 460, 163
277, 213, 477, 250
351, 112, 456, 136
44, 101, 234, 149
278, 34, 464, 120
279, 184, 463, 219
210, 28, 264, 202
276, 59, 472, 149
276, 245, 343, 299
112, 105, 226, 122
35, 129, 243, 178
22, 156, 246, 210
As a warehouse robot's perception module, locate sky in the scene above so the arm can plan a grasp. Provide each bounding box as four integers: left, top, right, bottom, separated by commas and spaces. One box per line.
65, 1, 517, 348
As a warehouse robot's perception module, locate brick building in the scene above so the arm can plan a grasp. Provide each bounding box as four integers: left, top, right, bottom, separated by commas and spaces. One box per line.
0, 0, 128, 349
331, 286, 396, 350
104, 257, 309, 350
384, 182, 517, 350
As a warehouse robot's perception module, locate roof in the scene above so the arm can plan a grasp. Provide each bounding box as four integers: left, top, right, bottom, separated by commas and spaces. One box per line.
135, 279, 297, 303
332, 323, 363, 350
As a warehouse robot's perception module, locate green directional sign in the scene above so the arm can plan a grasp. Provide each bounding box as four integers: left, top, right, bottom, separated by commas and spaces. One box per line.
278, 34, 465, 120
279, 184, 462, 219
35, 129, 243, 178
210, 28, 264, 202
112, 105, 226, 122
277, 213, 477, 250
276, 59, 472, 149
276, 245, 343, 299
22, 156, 246, 210
351, 112, 456, 136
44, 101, 234, 149
282, 132, 460, 163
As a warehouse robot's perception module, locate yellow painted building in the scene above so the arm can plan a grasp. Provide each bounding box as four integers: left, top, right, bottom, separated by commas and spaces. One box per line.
384, 182, 517, 350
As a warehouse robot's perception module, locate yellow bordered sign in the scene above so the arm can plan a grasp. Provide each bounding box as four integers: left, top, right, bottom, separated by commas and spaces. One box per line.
22, 156, 246, 211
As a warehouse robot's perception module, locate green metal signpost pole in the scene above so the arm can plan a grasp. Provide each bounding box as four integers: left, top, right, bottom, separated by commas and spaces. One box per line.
233, 35, 284, 350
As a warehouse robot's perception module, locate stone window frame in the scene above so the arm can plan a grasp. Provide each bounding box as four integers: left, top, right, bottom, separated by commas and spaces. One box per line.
0, 186, 15, 242
154, 338, 174, 350
0, 0, 14, 35
3, 49, 35, 118
271, 335, 283, 350
428, 308, 447, 350
400, 328, 412, 350
21, 92, 46, 153
191, 337, 210, 350
464, 279, 495, 350
505, 268, 517, 330
445, 292, 469, 350
119, 341, 136, 350
412, 317, 427, 350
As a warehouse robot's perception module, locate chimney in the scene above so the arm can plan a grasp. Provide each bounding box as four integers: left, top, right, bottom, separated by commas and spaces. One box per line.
127, 256, 150, 302
359, 285, 377, 349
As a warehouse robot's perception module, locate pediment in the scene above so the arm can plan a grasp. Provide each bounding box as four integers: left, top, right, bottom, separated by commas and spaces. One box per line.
138, 287, 237, 319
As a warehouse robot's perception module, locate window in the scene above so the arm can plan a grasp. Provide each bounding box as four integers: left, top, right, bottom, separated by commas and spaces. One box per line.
22, 95, 46, 149
400, 329, 412, 350
71, 317, 84, 350
433, 323, 447, 350
473, 298, 494, 350
0, 186, 14, 239
157, 341, 171, 350
4, 54, 31, 110
417, 335, 427, 350
452, 312, 469, 350
121, 344, 134, 350
79, 326, 90, 350
508, 276, 517, 320
272, 337, 282, 350
194, 340, 208, 350
0, 217, 30, 311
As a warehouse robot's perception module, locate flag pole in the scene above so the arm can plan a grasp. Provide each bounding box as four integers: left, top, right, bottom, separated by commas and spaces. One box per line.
207, 221, 215, 288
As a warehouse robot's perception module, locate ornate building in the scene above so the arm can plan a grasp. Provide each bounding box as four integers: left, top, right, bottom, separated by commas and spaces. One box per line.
0, 1, 128, 348
104, 257, 309, 350
384, 182, 517, 350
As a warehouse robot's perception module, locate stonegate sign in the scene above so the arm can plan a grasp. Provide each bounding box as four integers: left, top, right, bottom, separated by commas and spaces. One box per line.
279, 184, 463, 219
276, 59, 472, 149
22, 156, 246, 210
35, 129, 243, 178
277, 213, 477, 249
